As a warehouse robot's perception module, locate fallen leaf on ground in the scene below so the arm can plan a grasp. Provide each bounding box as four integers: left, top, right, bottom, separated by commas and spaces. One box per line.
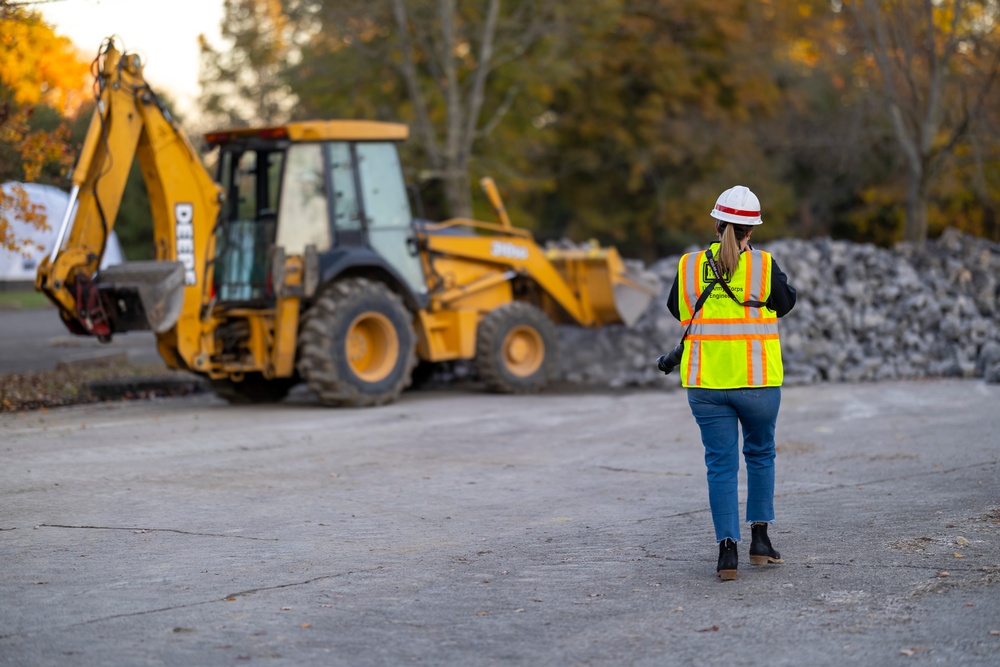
954, 553, 966, 558
955, 536, 970, 546
936, 572, 950, 578
697, 626, 719, 633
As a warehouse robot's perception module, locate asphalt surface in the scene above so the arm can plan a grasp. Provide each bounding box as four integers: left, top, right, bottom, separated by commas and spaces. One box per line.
1, 379, 998, 666
0, 307, 163, 374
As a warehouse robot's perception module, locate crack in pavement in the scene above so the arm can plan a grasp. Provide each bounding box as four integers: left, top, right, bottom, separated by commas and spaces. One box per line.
632, 460, 997, 525
777, 460, 998, 498
222, 566, 384, 599
0, 567, 383, 641
36, 524, 279, 541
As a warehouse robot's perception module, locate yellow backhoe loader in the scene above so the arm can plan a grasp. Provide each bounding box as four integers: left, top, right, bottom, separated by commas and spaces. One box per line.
36, 39, 656, 406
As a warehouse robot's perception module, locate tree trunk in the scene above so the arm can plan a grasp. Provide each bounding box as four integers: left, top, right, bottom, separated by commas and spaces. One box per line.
443, 164, 472, 219
904, 167, 929, 243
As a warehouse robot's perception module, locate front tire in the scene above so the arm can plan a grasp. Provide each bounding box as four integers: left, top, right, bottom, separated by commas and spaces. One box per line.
297, 278, 416, 407
475, 302, 557, 394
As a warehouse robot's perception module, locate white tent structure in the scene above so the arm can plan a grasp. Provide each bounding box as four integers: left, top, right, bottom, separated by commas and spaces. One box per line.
1, 181, 124, 283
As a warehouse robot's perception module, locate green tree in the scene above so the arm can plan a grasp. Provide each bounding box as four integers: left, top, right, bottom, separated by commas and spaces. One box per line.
531, 0, 823, 260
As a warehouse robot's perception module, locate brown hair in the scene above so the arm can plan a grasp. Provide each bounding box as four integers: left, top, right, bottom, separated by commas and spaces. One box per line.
716, 223, 751, 274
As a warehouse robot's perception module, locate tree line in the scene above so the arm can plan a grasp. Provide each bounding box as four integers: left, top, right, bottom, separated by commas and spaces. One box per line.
3, 1, 999, 263
199, 0, 1000, 259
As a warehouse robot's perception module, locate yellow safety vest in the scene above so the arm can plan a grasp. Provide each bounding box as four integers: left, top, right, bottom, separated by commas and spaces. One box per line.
676, 243, 784, 388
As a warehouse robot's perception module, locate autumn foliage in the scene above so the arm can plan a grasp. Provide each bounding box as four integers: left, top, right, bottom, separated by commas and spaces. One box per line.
198, 0, 1000, 255
0, 3, 88, 254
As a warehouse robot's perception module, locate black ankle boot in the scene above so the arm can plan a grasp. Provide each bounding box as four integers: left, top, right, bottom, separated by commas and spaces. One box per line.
717, 538, 738, 580
749, 522, 784, 565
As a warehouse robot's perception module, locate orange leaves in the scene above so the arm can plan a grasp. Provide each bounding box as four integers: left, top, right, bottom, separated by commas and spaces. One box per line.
0, 104, 72, 182
0, 7, 85, 253
0, 104, 73, 254
0, 8, 90, 116
0, 181, 48, 255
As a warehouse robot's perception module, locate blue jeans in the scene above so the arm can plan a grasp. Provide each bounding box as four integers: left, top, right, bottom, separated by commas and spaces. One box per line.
687, 387, 781, 543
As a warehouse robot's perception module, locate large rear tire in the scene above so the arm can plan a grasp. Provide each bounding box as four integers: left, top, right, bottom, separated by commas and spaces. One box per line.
297, 278, 416, 407
210, 373, 297, 404
476, 302, 557, 394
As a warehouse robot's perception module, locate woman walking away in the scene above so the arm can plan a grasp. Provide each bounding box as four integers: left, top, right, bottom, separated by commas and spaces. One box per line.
660, 185, 796, 581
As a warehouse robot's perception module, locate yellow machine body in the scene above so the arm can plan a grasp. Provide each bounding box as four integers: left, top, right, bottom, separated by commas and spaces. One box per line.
36, 39, 655, 406
412, 179, 657, 363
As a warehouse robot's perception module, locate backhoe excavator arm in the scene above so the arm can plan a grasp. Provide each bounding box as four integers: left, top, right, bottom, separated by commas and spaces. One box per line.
36, 39, 222, 364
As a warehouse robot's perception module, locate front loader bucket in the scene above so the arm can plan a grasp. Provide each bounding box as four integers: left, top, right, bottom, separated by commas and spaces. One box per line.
611, 267, 660, 327
546, 246, 659, 327
95, 261, 186, 333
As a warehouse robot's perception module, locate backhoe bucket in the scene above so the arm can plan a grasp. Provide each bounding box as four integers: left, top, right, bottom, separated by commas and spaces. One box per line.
546, 247, 659, 327
95, 261, 186, 333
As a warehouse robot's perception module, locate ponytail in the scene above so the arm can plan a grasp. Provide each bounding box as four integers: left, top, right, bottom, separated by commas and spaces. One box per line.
716, 223, 750, 274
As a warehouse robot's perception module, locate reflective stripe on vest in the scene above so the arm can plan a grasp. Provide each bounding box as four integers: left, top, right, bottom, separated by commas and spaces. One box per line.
676, 245, 783, 389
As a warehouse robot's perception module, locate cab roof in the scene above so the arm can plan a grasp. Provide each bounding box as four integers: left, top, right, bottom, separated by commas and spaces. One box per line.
204, 120, 409, 145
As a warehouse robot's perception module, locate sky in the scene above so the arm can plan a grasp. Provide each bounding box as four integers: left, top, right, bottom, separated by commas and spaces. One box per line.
37, 0, 225, 119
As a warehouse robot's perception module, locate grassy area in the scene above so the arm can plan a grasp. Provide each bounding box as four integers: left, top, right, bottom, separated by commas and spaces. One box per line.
0, 363, 202, 413
0, 288, 52, 310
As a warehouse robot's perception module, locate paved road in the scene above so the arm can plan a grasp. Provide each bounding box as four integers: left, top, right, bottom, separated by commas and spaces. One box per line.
0, 307, 163, 374
1, 380, 998, 666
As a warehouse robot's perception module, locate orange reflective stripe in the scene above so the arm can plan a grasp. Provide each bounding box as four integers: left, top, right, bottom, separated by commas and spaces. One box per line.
679, 252, 701, 319
680, 265, 694, 318
692, 251, 706, 299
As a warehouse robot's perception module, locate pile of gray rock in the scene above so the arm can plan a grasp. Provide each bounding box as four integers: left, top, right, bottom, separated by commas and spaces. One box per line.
556, 228, 1000, 387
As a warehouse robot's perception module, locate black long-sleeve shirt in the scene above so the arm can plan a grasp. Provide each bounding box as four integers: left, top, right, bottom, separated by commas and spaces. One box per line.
666, 253, 797, 321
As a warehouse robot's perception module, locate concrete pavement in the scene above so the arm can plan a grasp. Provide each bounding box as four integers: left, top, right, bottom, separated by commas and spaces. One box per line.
0, 307, 163, 374
0, 380, 998, 666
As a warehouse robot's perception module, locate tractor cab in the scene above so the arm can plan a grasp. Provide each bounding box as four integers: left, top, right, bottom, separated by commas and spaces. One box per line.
204, 121, 426, 306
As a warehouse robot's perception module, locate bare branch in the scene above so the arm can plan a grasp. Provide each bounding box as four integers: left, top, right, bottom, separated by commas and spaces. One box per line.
410, 8, 446, 87
921, 0, 965, 155
461, 0, 501, 164
392, 0, 441, 166
488, 14, 551, 72
936, 41, 1000, 161
476, 82, 521, 139
439, 0, 462, 169
858, 0, 921, 168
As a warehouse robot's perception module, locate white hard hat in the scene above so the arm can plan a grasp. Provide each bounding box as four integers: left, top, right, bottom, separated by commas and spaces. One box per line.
709, 185, 762, 225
